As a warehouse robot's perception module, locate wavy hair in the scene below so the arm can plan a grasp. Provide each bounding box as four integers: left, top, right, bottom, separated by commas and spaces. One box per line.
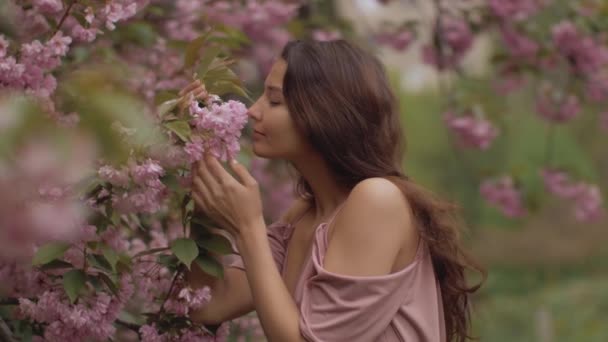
280, 40, 485, 342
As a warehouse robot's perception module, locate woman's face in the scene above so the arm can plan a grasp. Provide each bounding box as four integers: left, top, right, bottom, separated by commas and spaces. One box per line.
248, 58, 309, 159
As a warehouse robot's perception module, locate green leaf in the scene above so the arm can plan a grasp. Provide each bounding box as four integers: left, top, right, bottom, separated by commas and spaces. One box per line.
207, 81, 250, 100
87, 253, 113, 272
157, 98, 180, 117
158, 254, 179, 270
155, 90, 179, 105
196, 46, 222, 78
170, 238, 199, 269
123, 21, 157, 46
63, 269, 86, 303
163, 120, 192, 142
40, 259, 74, 271
133, 247, 170, 258
203, 64, 240, 85
97, 273, 119, 296
195, 254, 224, 278
102, 247, 119, 271
184, 32, 212, 69
32, 242, 70, 266
215, 24, 251, 45
197, 234, 235, 255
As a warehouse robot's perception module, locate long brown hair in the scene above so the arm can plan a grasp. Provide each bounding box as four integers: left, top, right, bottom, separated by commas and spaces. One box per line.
280, 40, 485, 342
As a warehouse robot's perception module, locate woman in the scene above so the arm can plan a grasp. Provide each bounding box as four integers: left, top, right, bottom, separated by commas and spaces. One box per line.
187, 40, 484, 342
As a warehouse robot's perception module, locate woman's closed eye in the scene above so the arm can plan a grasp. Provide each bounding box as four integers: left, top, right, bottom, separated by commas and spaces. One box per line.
268, 98, 282, 106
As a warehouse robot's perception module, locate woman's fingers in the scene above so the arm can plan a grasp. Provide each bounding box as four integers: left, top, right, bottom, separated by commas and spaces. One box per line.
204, 155, 233, 187
192, 175, 213, 210
194, 88, 208, 100
178, 84, 207, 113
191, 190, 207, 212
179, 79, 202, 96
197, 159, 223, 195
229, 159, 257, 187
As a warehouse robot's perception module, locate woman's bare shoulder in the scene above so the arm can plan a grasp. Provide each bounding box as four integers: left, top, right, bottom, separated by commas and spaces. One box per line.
277, 196, 312, 224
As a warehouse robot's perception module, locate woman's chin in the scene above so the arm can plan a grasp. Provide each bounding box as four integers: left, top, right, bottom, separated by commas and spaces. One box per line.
252, 144, 269, 158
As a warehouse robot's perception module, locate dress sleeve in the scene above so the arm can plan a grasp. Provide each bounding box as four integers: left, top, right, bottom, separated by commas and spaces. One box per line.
298, 226, 419, 342
220, 221, 292, 272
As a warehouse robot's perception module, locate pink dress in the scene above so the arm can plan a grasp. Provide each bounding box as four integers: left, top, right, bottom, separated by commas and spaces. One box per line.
223, 208, 446, 342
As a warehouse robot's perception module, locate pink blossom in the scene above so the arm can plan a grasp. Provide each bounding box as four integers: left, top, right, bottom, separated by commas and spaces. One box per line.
189, 99, 249, 161
0, 135, 95, 259
203, 0, 298, 73
312, 30, 342, 42
489, 0, 546, 21
0, 35, 9, 58
130, 159, 165, 187
586, 72, 608, 102
102, 2, 138, 30
375, 29, 413, 51
552, 21, 608, 75
184, 136, 205, 163
140, 324, 163, 342
499, 25, 539, 61
535, 85, 580, 123
541, 168, 604, 221
480, 176, 527, 217
32, 0, 63, 14
494, 64, 527, 94
98, 165, 130, 187
422, 17, 473, 70
165, 286, 212, 316
444, 111, 499, 150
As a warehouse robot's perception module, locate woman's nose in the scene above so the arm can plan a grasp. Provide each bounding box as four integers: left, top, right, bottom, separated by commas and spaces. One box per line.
248, 100, 262, 121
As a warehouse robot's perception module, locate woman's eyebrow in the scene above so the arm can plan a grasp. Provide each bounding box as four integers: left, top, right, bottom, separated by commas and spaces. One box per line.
265, 85, 283, 92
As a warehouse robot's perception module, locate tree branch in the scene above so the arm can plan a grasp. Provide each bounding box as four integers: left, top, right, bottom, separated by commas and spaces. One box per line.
0, 317, 16, 342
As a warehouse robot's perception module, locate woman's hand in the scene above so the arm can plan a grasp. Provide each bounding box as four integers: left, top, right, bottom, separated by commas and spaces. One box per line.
178, 79, 208, 113
191, 155, 264, 238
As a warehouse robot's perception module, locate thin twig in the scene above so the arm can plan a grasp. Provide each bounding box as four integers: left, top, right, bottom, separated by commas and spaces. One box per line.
52, 0, 77, 36
115, 319, 141, 332
159, 269, 181, 313
0, 298, 18, 306
0, 317, 16, 342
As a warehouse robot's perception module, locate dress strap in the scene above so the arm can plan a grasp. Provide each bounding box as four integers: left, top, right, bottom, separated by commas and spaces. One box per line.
326, 201, 347, 226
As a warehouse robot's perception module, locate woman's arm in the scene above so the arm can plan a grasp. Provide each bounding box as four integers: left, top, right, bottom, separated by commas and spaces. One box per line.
235, 218, 305, 342
187, 263, 254, 325
187, 196, 309, 326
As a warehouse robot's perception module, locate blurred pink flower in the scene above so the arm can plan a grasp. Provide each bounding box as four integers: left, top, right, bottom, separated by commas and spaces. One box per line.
541, 168, 604, 222
535, 85, 580, 123
489, 0, 546, 21
480, 176, 527, 218
499, 24, 539, 61
375, 29, 413, 51
422, 17, 473, 70
444, 111, 499, 150
552, 21, 608, 75
312, 30, 342, 42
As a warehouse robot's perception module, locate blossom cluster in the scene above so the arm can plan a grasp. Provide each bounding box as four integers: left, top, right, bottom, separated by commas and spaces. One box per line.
98, 159, 168, 214
444, 110, 499, 150
0, 125, 96, 260
541, 168, 604, 222
204, 0, 299, 73
186, 99, 249, 162
17, 276, 133, 342
480, 176, 527, 218
422, 16, 473, 70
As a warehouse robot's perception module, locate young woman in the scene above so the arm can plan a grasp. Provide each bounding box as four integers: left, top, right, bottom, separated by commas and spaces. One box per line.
186, 40, 484, 342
